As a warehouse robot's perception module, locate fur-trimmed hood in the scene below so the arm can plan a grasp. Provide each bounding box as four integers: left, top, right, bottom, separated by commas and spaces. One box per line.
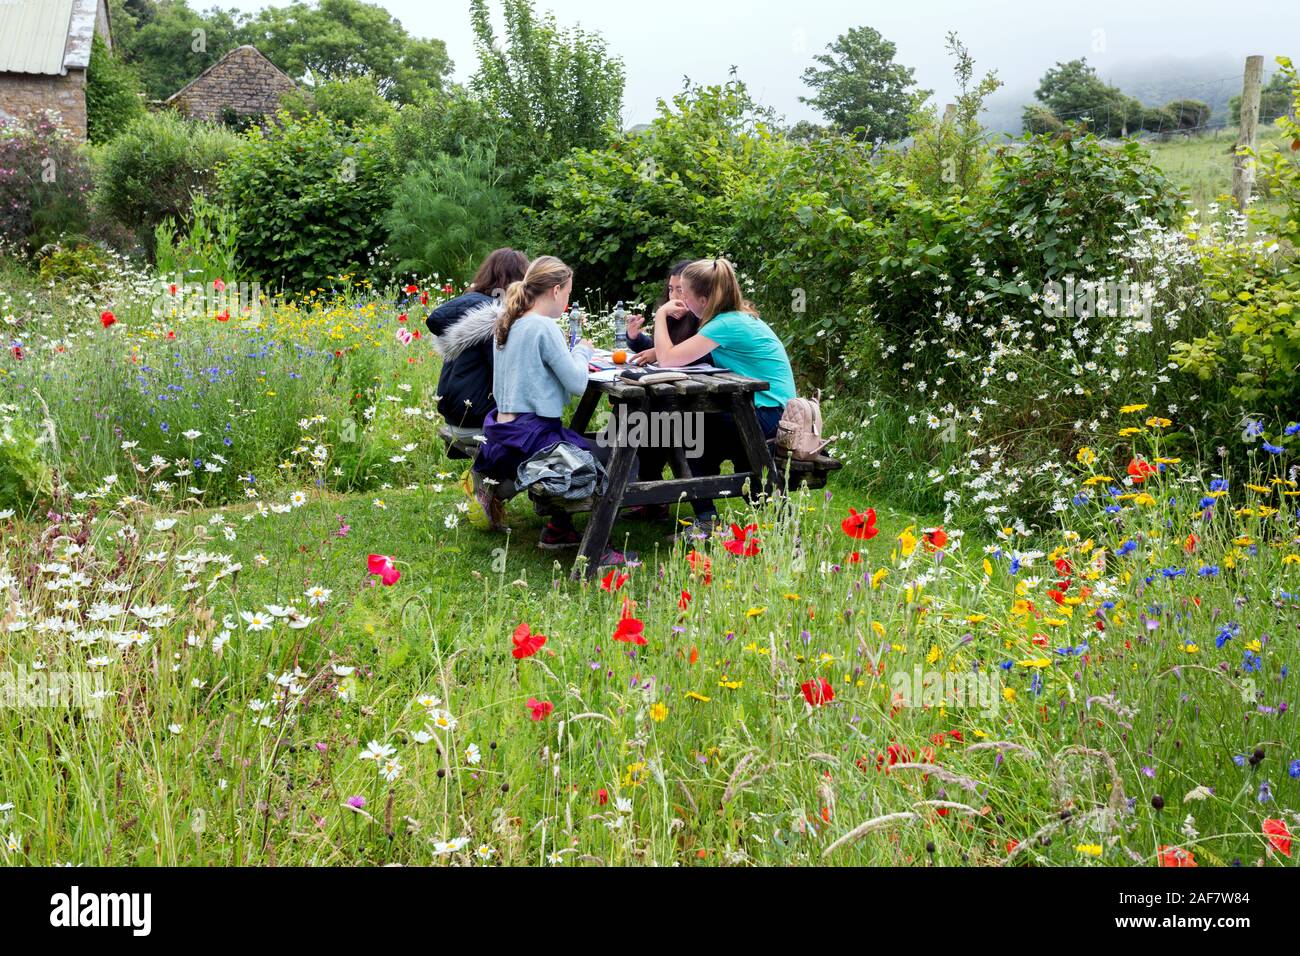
431, 299, 501, 360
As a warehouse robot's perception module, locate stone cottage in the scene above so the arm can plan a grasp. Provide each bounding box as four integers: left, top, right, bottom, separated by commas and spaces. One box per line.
0, 0, 113, 140
165, 45, 297, 124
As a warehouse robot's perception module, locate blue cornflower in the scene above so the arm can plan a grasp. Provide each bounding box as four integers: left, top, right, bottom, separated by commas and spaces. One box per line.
1118, 540, 1137, 556
1233, 754, 1248, 767
1161, 567, 1186, 579
1285, 423, 1300, 436
1198, 496, 1217, 509
1258, 780, 1273, 804
1262, 442, 1284, 455
999, 659, 1014, 671
1073, 493, 1090, 507
1215, 623, 1239, 648
1245, 419, 1264, 438
1244, 651, 1263, 673
160, 422, 169, 433
1210, 478, 1229, 492
1105, 505, 1122, 514
1198, 566, 1220, 577
1289, 759, 1300, 779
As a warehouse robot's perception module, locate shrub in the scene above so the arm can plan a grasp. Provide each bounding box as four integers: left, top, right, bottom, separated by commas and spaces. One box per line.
1022, 103, 1064, 135
1140, 107, 1178, 133
1164, 99, 1211, 130
37, 242, 110, 289
280, 75, 399, 128
216, 112, 398, 291
153, 194, 242, 285
0, 409, 54, 516
0, 112, 93, 251
85, 34, 146, 144
94, 112, 240, 251
384, 143, 517, 283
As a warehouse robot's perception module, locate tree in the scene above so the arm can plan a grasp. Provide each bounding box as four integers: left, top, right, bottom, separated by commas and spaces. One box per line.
85, 33, 146, 142
1032, 59, 1142, 136
110, 0, 243, 101
468, 0, 624, 187
798, 26, 928, 142
1230, 71, 1296, 125
238, 0, 452, 103
280, 74, 398, 127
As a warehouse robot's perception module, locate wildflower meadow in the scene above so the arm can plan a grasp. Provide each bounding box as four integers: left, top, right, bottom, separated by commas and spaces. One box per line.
1, 0, 1299, 891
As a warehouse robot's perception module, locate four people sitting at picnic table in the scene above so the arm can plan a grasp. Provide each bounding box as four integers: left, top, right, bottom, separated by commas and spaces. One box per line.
430, 248, 797, 563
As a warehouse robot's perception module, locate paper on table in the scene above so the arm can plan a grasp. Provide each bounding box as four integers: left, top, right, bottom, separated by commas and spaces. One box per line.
587, 368, 622, 382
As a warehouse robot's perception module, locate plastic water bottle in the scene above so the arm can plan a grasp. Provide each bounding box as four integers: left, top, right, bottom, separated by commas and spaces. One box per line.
568, 304, 583, 350
612, 301, 627, 351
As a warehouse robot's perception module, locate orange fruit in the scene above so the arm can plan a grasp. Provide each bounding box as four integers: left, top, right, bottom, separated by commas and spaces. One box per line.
611, 349, 627, 365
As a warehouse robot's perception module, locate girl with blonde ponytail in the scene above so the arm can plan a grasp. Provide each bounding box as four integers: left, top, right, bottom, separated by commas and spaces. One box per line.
472, 255, 634, 564
649, 257, 798, 534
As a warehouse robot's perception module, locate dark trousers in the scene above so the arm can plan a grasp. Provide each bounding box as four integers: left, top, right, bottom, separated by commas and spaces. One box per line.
689, 405, 783, 520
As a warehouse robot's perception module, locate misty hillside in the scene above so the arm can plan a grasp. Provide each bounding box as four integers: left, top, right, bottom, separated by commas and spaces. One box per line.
979, 52, 1283, 135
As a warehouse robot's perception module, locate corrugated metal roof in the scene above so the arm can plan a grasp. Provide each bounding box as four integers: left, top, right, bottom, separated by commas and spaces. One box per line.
0, 0, 77, 76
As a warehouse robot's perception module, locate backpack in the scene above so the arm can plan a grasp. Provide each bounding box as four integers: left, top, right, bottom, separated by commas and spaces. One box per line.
776, 392, 829, 461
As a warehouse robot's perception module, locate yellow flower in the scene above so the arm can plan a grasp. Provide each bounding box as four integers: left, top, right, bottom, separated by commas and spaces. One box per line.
718, 677, 743, 690
871, 568, 889, 589
1083, 475, 1115, 486
982, 558, 993, 577
871, 621, 886, 638
1182, 642, 1199, 654
783, 592, 800, 601
684, 692, 711, 703
1145, 416, 1172, 428
1076, 446, 1096, 465
966, 613, 987, 624
926, 644, 941, 664
745, 606, 766, 618
1018, 657, 1051, 668
1119, 427, 1140, 437
623, 761, 648, 787
1002, 687, 1017, 702
1247, 483, 1271, 494
650, 702, 667, 722
1245, 639, 1262, 652
1075, 843, 1103, 857
897, 526, 918, 557
1120, 403, 1148, 414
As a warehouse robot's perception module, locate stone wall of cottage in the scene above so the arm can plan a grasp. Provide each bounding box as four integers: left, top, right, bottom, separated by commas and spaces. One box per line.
0, 71, 88, 139
170, 47, 296, 121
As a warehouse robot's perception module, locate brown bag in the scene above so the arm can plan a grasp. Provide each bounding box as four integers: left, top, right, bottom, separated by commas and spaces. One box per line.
776, 392, 828, 461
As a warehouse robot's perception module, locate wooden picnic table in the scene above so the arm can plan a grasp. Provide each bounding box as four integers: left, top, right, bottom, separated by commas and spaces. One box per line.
562, 369, 782, 579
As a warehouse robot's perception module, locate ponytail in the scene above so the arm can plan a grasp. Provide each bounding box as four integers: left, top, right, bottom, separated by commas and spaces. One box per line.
495, 255, 573, 348
680, 257, 757, 324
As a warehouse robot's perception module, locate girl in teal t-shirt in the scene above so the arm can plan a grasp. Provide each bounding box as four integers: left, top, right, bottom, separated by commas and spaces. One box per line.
649, 257, 797, 530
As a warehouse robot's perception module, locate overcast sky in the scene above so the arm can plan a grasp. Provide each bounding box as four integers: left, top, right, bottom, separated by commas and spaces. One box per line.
220, 0, 1299, 125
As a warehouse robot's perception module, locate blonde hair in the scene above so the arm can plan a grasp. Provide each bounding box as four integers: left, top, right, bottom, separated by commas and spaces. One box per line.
680, 258, 757, 324
495, 255, 573, 347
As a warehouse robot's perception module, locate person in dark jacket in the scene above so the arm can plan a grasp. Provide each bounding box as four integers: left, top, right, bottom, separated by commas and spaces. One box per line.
426, 249, 529, 450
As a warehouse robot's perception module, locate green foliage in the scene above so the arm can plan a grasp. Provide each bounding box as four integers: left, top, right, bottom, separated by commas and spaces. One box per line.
1030, 58, 1146, 136
1022, 103, 1065, 135
390, 85, 502, 166
384, 144, 517, 283
972, 129, 1183, 285
93, 111, 240, 252
216, 112, 397, 290
1173, 59, 1300, 408
0, 412, 54, 516
798, 25, 928, 142
879, 33, 1001, 199
0, 113, 93, 252
525, 77, 768, 303
281, 75, 398, 127
239, 0, 452, 103
109, 0, 243, 102
1164, 99, 1211, 130
152, 193, 241, 284
85, 33, 146, 144
1230, 70, 1296, 125
468, 0, 625, 189
37, 242, 110, 288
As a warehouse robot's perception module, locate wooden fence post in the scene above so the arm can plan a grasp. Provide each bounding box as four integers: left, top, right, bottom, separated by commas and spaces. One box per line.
1232, 55, 1265, 211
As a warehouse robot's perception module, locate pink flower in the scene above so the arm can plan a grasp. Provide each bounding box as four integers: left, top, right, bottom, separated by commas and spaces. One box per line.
367, 553, 401, 586
345, 795, 366, 809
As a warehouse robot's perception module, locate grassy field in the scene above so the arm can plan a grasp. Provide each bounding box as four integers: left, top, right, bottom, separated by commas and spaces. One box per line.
1144, 124, 1292, 217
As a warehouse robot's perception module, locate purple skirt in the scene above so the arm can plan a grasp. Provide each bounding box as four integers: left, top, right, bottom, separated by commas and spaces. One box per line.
473, 411, 594, 482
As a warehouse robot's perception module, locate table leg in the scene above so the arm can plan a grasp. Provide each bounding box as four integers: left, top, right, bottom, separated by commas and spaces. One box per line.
573, 438, 639, 580
731, 393, 783, 499
569, 384, 602, 435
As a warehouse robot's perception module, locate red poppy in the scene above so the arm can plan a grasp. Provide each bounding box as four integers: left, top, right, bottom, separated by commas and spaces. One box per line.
169, 283, 178, 295
846, 551, 861, 564
613, 600, 646, 645
216, 310, 230, 322
442, 283, 454, 295
420, 292, 429, 305
398, 313, 408, 323
1184, 532, 1198, 553
686, 550, 712, 583
405, 284, 419, 294
1127, 457, 1157, 483
1157, 845, 1197, 867
10, 346, 22, 360
366, 553, 401, 586
689, 646, 698, 665
511, 621, 546, 659
596, 788, 608, 805
923, 527, 948, 551
100, 310, 116, 328
526, 697, 554, 721
800, 677, 834, 706
213, 278, 225, 292
678, 589, 691, 610
166, 330, 176, 340
600, 569, 628, 592
723, 523, 760, 557
841, 507, 878, 540
1263, 818, 1292, 857
1047, 589, 1066, 605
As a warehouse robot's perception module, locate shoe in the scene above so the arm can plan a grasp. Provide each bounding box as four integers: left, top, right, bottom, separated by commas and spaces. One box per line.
538, 522, 581, 550
597, 547, 638, 567
474, 483, 508, 531
624, 504, 671, 522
